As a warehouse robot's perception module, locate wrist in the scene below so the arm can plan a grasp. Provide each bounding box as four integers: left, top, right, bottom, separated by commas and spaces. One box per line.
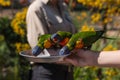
88, 50, 99, 66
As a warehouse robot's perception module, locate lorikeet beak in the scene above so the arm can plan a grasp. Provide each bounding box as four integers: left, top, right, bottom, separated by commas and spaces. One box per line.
32, 46, 43, 56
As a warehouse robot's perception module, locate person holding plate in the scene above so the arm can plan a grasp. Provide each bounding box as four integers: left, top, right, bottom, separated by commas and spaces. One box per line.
26, 0, 77, 80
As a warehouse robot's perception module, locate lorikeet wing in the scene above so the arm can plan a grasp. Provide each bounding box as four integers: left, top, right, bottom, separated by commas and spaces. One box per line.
59, 30, 104, 55
83, 30, 105, 46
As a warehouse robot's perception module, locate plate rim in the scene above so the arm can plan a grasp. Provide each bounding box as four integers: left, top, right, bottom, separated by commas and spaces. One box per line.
19, 50, 69, 59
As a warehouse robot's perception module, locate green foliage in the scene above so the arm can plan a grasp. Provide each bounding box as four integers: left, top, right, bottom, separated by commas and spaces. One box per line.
0, 17, 30, 80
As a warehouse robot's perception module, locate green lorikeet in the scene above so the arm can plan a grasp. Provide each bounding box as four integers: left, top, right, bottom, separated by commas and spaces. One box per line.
59, 30, 104, 55
32, 34, 52, 56
32, 31, 72, 56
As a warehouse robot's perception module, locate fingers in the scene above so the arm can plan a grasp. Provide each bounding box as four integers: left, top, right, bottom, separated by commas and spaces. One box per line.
64, 53, 81, 66
64, 56, 88, 67
63, 49, 88, 67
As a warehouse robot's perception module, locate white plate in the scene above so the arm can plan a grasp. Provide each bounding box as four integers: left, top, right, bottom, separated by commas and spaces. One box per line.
19, 49, 69, 63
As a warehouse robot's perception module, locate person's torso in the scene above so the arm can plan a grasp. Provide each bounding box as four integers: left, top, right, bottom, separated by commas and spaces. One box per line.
35, 1, 76, 34
43, 5, 73, 33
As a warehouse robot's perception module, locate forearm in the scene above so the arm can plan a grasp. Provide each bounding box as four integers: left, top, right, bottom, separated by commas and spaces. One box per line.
97, 50, 120, 68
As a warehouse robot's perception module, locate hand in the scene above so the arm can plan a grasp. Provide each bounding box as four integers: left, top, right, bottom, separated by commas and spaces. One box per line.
47, 48, 72, 65
64, 49, 99, 67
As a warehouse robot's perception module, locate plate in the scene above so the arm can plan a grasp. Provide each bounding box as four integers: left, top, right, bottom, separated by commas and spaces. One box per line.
19, 49, 69, 63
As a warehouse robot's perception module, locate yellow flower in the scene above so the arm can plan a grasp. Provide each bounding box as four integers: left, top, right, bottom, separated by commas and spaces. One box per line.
81, 11, 87, 18
5, 1, 11, 6
76, 16, 81, 20
103, 17, 112, 24
15, 43, 22, 53
15, 12, 22, 18
77, 0, 84, 3
15, 43, 30, 53
91, 13, 101, 23
104, 68, 118, 77
81, 24, 95, 32
11, 7, 28, 37
19, 29, 25, 37
103, 44, 117, 51
23, 43, 30, 50
0, 0, 11, 6
94, 0, 100, 7
77, 0, 87, 5
81, 25, 90, 31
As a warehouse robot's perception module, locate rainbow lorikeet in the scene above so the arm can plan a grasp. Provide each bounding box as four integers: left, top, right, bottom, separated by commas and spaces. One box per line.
32, 34, 52, 56
32, 31, 72, 56
59, 30, 105, 55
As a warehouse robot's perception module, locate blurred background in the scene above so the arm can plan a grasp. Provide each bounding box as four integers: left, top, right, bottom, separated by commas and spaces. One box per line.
0, 0, 120, 80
